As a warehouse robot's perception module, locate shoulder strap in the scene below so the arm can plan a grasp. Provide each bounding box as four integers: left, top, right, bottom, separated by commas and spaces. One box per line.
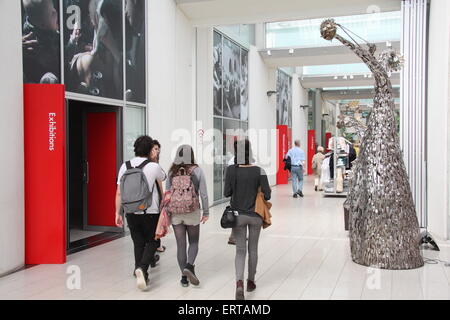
137, 160, 151, 170
189, 166, 200, 193
126, 161, 132, 170
187, 165, 198, 175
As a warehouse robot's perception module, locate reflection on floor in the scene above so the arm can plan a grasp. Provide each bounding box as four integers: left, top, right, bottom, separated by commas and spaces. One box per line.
70, 229, 103, 243
1, 177, 449, 300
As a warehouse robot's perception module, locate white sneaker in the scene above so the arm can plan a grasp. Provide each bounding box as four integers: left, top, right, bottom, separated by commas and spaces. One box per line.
135, 268, 147, 291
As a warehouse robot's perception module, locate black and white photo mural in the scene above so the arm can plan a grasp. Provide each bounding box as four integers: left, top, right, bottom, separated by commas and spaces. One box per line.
21, 0, 148, 104
125, 0, 146, 104
240, 49, 249, 121
276, 69, 292, 126
213, 31, 249, 120
222, 37, 241, 119
21, 0, 61, 84
213, 31, 223, 116
63, 0, 124, 100
212, 29, 249, 202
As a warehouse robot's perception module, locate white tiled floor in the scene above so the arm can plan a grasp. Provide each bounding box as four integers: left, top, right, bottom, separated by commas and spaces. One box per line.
1, 177, 450, 300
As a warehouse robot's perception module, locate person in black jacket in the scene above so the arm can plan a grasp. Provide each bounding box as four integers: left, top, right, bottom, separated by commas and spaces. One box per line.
224, 139, 271, 300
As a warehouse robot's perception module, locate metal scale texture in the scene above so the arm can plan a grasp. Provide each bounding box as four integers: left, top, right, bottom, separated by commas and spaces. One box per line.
320, 19, 423, 269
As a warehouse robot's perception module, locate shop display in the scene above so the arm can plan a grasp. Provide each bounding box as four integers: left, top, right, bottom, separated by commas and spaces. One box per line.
322, 135, 352, 196
321, 19, 423, 269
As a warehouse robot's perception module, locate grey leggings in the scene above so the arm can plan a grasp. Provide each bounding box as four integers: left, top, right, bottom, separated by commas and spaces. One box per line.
173, 224, 200, 272
233, 214, 263, 282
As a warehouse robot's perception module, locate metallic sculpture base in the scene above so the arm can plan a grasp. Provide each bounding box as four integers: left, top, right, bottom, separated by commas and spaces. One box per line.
419, 231, 440, 251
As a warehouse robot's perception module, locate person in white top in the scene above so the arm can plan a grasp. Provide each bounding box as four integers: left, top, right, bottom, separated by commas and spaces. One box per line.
115, 136, 166, 290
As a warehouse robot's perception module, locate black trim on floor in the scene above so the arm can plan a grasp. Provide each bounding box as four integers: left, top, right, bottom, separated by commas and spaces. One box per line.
67, 231, 128, 255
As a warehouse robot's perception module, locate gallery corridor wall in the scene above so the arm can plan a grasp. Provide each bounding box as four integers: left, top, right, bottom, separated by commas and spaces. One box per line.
0, 0, 25, 276
427, 0, 450, 240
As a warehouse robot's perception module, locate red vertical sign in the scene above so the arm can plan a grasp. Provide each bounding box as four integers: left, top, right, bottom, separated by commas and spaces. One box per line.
325, 132, 332, 152
307, 130, 316, 175
277, 125, 289, 184
24, 84, 66, 264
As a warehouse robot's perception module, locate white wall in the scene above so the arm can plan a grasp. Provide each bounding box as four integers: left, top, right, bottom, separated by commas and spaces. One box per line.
291, 75, 309, 172
427, 0, 450, 240
195, 27, 214, 202
0, 0, 24, 276
248, 46, 277, 186
147, 0, 196, 177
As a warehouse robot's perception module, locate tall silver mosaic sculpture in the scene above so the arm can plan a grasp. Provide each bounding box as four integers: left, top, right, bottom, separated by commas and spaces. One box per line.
320, 19, 423, 269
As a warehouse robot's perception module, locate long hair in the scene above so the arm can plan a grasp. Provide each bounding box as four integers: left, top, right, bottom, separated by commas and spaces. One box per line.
234, 139, 255, 165
169, 145, 197, 177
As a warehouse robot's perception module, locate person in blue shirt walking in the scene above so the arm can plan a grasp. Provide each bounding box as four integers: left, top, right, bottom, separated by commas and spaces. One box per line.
285, 140, 306, 198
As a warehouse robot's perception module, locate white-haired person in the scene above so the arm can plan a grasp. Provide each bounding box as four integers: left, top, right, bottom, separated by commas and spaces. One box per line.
311, 146, 326, 191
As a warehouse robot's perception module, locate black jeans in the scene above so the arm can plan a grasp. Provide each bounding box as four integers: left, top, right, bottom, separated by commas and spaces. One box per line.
126, 213, 160, 279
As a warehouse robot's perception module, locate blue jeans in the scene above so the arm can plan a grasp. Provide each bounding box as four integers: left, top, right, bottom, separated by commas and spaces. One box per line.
291, 166, 303, 194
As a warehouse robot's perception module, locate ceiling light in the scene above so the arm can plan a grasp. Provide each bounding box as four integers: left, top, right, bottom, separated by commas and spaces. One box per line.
267, 50, 271, 56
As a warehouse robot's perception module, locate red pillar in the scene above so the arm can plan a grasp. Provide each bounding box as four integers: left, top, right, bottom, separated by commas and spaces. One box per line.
307, 130, 316, 175
277, 125, 289, 184
24, 84, 67, 264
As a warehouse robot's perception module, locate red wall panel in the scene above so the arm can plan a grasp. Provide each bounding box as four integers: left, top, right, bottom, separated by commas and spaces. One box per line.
325, 132, 332, 152
307, 130, 316, 175
24, 84, 66, 264
276, 125, 289, 185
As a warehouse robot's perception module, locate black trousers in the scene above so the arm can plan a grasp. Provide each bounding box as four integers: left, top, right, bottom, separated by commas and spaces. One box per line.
126, 213, 160, 278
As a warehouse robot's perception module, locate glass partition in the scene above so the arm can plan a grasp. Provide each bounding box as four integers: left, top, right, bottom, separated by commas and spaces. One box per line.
124, 106, 146, 161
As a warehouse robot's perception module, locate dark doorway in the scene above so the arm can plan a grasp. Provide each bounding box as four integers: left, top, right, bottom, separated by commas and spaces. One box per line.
67, 100, 124, 254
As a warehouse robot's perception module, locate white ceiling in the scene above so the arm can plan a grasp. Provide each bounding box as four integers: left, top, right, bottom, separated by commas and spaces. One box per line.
177, 0, 401, 27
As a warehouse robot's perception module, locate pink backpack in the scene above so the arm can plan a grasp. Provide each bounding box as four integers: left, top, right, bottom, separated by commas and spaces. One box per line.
167, 166, 200, 214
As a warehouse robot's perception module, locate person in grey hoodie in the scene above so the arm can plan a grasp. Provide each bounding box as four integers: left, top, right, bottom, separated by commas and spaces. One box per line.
166, 145, 209, 287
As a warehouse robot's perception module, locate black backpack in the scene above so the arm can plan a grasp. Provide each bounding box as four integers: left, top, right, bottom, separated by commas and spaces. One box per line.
283, 156, 292, 172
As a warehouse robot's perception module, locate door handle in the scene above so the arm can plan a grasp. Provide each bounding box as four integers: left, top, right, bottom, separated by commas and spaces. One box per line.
86, 161, 89, 184
83, 161, 89, 184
